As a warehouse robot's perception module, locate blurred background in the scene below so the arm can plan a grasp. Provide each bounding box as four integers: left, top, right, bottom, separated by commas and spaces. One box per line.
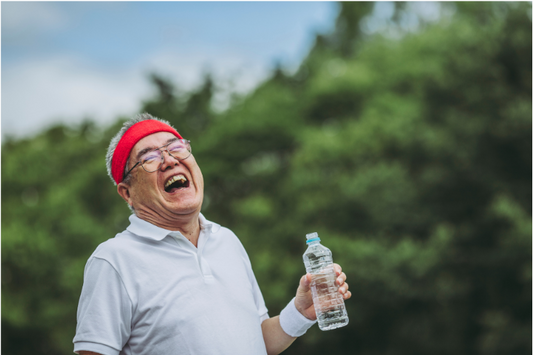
2, 2, 531, 355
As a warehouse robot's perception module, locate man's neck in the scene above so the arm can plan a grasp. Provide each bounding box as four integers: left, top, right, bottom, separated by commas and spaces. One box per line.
135, 209, 202, 247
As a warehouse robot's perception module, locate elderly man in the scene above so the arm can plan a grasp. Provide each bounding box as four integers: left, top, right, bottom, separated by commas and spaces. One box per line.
73, 113, 351, 355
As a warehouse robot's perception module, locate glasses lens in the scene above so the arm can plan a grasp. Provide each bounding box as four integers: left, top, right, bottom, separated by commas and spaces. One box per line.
141, 151, 162, 172
167, 140, 191, 160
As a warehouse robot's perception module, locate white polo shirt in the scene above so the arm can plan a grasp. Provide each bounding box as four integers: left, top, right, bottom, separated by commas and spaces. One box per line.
73, 213, 269, 355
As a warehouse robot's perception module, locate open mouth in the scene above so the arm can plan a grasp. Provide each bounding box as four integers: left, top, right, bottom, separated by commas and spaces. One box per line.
164, 174, 190, 193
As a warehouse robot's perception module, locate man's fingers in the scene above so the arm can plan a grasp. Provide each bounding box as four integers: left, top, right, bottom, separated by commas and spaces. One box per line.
333, 263, 342, 276
339, 282, 349, 294
299, 274, 312, 292
336, 272, 347, 286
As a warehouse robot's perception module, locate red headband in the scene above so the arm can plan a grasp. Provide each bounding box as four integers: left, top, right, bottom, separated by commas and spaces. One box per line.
111, 120, 182, 184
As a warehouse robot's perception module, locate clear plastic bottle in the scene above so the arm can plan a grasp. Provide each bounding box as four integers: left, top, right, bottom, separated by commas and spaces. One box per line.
303, 232, 349, 331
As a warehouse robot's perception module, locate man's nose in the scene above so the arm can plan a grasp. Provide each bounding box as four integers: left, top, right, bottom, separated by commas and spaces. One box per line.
160, 150, 179, 170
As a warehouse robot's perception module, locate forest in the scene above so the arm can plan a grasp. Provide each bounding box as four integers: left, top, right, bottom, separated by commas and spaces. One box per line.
2, 2, 531, 355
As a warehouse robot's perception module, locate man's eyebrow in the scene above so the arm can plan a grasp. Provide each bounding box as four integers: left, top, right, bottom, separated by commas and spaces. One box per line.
135, 138, 179, 161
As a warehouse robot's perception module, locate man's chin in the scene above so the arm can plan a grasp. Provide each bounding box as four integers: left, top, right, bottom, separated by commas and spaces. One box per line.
165, 199, 202, 216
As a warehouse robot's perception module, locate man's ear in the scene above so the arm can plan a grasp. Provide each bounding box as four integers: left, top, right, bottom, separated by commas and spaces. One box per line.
117, 182, 133, 208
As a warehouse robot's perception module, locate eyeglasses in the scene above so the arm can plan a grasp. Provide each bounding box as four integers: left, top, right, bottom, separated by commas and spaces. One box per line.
124, 139, 192, 179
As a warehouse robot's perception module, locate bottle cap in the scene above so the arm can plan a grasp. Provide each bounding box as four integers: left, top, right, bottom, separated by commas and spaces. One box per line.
306, 232, 320, 244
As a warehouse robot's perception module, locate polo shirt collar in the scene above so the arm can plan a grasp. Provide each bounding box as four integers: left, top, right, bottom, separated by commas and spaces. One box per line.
127, 213, 220, 241
198, 213, 221, 234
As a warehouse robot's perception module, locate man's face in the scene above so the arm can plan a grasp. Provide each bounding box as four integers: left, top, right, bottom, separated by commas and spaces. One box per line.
121, 132, 204, 220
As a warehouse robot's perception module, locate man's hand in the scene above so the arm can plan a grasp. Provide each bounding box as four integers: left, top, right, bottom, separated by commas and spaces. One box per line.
294, 263, 351, 320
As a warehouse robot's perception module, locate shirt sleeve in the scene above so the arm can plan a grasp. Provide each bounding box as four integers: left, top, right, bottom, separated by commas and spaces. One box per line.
251, 270, 269, 322
73, 257, 133, 355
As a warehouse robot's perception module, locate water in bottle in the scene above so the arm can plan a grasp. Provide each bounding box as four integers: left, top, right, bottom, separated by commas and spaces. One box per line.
303, 232, 349, 331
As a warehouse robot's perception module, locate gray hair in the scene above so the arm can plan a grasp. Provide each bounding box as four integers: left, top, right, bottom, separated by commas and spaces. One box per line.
105, 113, 176, 186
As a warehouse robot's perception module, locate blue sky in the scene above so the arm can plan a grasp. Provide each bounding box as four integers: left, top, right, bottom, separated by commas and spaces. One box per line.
2, 2, 339, 138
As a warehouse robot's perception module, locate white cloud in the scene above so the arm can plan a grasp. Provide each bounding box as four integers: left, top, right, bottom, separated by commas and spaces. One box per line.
1, 50, 270, 139
2, 55, 144, 137
2, 2, 67, 43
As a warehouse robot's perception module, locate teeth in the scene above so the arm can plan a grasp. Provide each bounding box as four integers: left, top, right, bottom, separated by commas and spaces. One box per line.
165, 174, 188, 189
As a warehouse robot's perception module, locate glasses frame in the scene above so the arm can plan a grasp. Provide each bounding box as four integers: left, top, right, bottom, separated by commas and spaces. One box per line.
123, 139, 191, 180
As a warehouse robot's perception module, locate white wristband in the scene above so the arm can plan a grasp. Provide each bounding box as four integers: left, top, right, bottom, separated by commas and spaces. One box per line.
279, 297, 317, 337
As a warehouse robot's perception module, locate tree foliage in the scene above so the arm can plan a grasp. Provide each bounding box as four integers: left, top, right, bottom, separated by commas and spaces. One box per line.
2, 2, 531, 355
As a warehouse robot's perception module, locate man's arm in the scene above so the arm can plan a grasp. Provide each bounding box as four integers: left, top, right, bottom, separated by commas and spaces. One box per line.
261, 316, 297, 355
78, 352, 102, 355
261, 264, 350, 355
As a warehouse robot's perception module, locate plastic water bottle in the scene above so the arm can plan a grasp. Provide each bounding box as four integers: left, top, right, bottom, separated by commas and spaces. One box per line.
303, 232, 349, 331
